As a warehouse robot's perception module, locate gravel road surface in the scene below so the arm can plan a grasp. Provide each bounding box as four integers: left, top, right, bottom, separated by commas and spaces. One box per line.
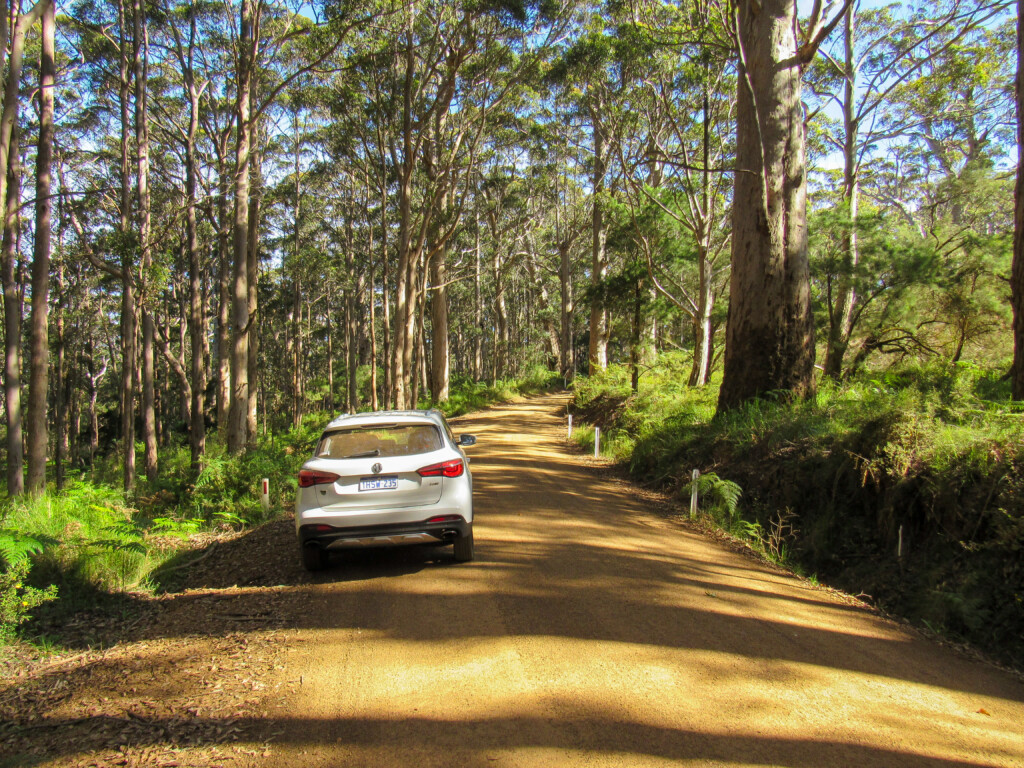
256, 394, 1024, 768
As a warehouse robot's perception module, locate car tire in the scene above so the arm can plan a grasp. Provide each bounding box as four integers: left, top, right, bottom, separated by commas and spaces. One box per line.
453, 527, 474, 562
301, 543, 328, 572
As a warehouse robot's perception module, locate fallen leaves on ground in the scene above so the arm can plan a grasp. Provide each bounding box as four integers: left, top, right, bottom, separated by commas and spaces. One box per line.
0, 518, 313, 767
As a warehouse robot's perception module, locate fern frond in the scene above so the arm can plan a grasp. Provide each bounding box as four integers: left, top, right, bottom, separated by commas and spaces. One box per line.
688, 472, 743, 522
0, 529, 57, 568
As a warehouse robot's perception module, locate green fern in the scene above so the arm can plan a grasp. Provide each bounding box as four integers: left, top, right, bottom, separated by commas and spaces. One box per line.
102, 518, 144, 538
687, 472, 743, 523
0, 529, 57, 568
194, 455, 229, 491
88, 538, 148, 555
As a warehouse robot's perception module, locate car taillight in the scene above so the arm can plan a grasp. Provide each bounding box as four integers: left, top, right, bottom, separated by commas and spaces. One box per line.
427, 515, 464, 523
417, 459, 464, 478
298, 469, 340, 488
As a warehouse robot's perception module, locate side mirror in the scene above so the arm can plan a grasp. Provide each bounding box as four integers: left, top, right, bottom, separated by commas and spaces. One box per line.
459, 434, 477, 447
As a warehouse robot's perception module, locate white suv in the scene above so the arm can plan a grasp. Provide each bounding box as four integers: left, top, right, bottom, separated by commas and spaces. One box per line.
295, 409, 476, 571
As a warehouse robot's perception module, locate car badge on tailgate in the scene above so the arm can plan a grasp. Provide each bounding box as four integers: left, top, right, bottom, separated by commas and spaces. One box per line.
371, 462, 382, 475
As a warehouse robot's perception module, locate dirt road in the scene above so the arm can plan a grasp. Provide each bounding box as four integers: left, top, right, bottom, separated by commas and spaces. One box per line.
4, 394, 1024, 767
261, 394, 1024, 767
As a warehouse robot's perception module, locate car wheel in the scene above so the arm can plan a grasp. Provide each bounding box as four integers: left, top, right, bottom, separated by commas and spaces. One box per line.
301, 543, 328, 572
453, 527, 474, 562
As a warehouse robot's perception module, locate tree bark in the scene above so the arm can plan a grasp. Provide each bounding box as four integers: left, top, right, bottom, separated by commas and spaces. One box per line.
86, 343, 106, 468
525, 246, 560, 369
718, 0, 816, 411
367, 181, 379, 411
25, 0, 54, 495
474, 213, 484, 381
2, 121, 23, 495
429, 247, 450, 403
689, 249, 714, 386
290, 115, 303, 425
245, 159, 261, 446
1013, 0, 1024, 400
391, 30, 416, 410
184, 21, 206, 473
588, 115, 608, 375
291, 281, 303, 426
691, 82, 716, 387
493, 249, 508, 378
380, 180, 392, 409
824, 6, 859, 381
119, 0, 136, 491
227, 0, 257, 453
413, 283, 427, 406
345, 209, 359, 412
215, 140, 231, 430
0, 0, 47, 227
134, 0, 157, 483
54, 259, 65, 490
559, 238, 574, 380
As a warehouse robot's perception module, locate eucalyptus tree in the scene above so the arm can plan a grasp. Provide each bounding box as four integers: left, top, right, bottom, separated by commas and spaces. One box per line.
224, 0, 372, 453
338, 0, 569, 408
869, 16, 1015, 363
156, 0, 222, 472
1015, 0, 1024, 399
1, 120, 23, 495
2, 0, 53, 494
806, 0, 1013, 379
63, 0, 147, 490
479, 147, 537, 378
540, 113, 590, 380
547, 4, 633, 375
25, 0, 56, 494
615, 0, 734, 386
716, 0, 851, 410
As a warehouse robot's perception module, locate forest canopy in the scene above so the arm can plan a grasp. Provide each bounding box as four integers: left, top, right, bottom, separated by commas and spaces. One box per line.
0, 0, 1019, 496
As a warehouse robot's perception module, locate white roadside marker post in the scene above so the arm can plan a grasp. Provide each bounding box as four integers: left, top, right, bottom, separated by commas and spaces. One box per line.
690, 469, 700, 519
261, 478, 270, 514
594, 427, 601, 457
568, 414, 573, 439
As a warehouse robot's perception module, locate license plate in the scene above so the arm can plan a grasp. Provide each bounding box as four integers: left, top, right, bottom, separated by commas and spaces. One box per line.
358, 476, 398, 492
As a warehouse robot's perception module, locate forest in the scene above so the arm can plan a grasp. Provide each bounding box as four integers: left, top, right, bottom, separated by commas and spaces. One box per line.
0, 0, 1022, 661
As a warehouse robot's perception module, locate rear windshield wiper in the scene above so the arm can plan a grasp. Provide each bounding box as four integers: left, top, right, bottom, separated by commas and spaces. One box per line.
344, 449, 380, 459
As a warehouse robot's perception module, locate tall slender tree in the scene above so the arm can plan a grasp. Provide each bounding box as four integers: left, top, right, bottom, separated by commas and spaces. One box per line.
1013, 0, 1024, 399
26, 0, 55, 494
2, 123, 22, 495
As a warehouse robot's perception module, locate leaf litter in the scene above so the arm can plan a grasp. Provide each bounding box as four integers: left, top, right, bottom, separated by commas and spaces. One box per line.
0, 518, 318, 767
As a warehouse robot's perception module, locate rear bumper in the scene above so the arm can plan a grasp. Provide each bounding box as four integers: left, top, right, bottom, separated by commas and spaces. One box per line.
298, 518, 471, 550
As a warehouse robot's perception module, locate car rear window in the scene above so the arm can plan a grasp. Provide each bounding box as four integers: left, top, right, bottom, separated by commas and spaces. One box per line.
315, 424, 443, 459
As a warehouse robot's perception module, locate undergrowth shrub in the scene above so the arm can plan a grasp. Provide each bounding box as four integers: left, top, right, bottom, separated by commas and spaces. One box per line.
0, 559, 58, 644
684, 472, 743, 530
572, 357, 1024, 666
0, 483, 158, 594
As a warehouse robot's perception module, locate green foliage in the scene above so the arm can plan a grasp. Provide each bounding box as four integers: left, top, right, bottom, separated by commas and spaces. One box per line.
0, 484, 156, 593
686, 472, 742, 526
1, 559, 58, 644
571, 355, 717, 470
0, 529, 55, 568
